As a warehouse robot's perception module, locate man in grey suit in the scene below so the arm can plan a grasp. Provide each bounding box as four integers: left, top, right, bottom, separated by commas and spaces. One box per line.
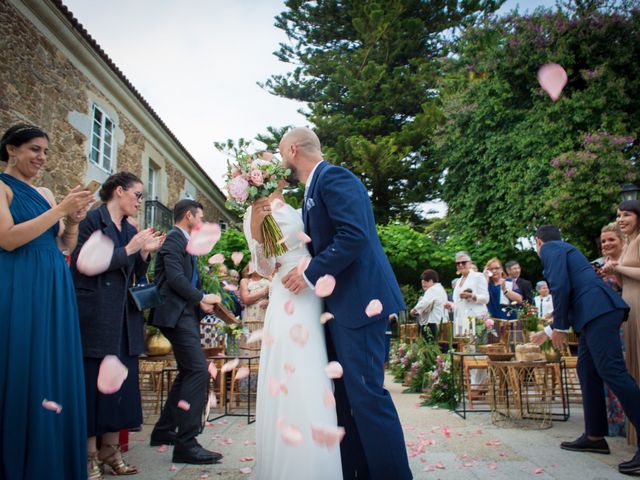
149, 199, 221, 464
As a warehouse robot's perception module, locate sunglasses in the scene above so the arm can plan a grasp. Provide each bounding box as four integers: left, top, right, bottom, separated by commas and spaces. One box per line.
124, 188, 144, 201
455, 260, 470, 266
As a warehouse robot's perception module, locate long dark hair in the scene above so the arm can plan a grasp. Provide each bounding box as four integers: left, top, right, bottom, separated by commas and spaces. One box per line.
1, 124, 49, 162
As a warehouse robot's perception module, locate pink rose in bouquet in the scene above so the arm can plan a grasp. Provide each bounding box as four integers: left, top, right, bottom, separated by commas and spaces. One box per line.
485, 318, 494, 329
228, 176, 249, 202
250, 169, 264, 187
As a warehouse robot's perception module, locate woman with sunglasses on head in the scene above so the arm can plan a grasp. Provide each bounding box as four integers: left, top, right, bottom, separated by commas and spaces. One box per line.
70, 171, 164, 479
0, 124, 95, 480
447, 251, 489, 336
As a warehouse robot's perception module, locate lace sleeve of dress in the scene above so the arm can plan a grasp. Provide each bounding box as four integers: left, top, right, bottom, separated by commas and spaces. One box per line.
243, 207, 276, 277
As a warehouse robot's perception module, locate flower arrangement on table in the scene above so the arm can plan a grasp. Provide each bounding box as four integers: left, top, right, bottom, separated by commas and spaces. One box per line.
517, 301, 542, 334
473, 316, 499, 346
216, 323, 250, 356
224, 150, 291, 257
425, 354, 457, 409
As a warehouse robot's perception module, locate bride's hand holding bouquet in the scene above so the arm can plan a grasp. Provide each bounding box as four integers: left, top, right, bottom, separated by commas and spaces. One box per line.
224, 151, 290, 257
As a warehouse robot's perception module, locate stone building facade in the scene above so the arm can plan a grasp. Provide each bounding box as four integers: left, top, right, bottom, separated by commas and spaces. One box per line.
0, 0, 236, 229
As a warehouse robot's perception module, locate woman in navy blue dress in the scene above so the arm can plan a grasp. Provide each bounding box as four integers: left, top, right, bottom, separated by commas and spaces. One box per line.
70, 172, 164, 479
0, 124, 95, 479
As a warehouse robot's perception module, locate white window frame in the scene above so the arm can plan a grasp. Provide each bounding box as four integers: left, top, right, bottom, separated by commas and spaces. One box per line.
148, 163, 157, 200
89, 104, 115, 173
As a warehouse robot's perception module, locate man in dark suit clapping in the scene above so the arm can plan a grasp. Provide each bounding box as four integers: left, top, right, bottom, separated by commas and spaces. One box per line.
149, 199, 222, 465
530, 225, 640, 476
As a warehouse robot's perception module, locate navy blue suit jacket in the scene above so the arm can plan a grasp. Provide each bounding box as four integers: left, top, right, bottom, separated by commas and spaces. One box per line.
540, 240, 628, 333
303, 161, 405, 329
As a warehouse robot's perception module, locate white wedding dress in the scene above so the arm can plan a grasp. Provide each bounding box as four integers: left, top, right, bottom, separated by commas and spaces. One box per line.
243, 201, 343, 480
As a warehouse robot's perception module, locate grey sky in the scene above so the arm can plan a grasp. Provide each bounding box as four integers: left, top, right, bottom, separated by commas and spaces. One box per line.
62, 0, 558, 193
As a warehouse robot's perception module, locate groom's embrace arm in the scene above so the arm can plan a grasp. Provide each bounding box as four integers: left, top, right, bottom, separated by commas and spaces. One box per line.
304, 167, 370, 284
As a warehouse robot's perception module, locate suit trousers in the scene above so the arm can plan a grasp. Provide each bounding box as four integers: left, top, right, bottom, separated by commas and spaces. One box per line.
578, 310, 640, 439
326, 318, 413, 480
155, 312, 208, 448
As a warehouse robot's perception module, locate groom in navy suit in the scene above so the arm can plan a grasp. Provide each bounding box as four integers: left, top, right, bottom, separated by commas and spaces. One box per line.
531, 225, 640, 476
281, 128, 412, 480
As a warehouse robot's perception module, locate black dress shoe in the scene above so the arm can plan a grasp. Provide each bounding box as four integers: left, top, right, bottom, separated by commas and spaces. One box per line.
149, 430, 176, 446
172, 445, 223, 465
560, 434, 610, 454
619, 450, 640, 475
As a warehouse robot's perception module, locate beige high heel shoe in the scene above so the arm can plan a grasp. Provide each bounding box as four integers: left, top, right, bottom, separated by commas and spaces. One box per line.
99, 444, 139, 475
88, 451, 103, 480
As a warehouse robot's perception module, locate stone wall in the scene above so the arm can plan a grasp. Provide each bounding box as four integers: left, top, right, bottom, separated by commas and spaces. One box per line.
0, 0, 225, 224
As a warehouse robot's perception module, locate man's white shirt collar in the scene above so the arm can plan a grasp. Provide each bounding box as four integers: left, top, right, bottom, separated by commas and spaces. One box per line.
304, 161, 323, 194
177, 226, 190, 240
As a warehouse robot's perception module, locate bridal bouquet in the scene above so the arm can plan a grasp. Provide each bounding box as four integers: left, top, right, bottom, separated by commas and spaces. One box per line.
224, 151, 290, 257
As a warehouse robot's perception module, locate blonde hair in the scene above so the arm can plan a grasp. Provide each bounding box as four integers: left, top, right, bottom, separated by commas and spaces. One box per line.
601, 222, 623, 240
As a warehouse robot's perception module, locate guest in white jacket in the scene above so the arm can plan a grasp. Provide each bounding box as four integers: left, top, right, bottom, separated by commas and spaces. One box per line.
446, 251, 489, 336
411, 269, 448, 342
534, 280, 554, 320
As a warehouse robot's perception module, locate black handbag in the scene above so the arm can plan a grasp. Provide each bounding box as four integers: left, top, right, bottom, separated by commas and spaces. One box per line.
129, 283, 163, 311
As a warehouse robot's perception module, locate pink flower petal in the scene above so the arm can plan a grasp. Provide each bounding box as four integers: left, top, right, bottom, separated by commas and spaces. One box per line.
156, 445, 169, 453
177, 400, 191, 411
231, 251, 244, 265
365, 299, 383, 317
42, 399, 62, 414
320, 312, 334, 324
221, 358, 240, 373
284, 300, 295, 315
200, 474, 209, 479
97, 355, 129, 395
323, 385, 336, 408
186, 222, 221, 256
208, 361, 218, 380
435, 462, 446, 469
310, 424, 345, 449
537, 63, 568, 101
296, 231, 312, 243
442, 427, 451, 438
283, 362, 296, 377
271, 199, 285, 210
281, 425, 304, 446
269, 376, 280, 397
208, 253, 225, 265
169, 465, 178, 472
487, 463, 497, 470
246, 329, 263, 344
289, 324, 309, 347
533, 467, 545, 474
325, 361, 343, 379
76, 230, 114, 276
276, 417, 285, 430
296, 256, 311, 275
239, 456, 255, 462
463, 462, 474, 467
239, 467, 252, 474
315, 275, 336, 298
280, 382, 289, 395
235, 367, 250, 381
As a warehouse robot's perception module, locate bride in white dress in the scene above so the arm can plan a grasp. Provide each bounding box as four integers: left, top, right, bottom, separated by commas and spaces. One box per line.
243, 193, 343, 480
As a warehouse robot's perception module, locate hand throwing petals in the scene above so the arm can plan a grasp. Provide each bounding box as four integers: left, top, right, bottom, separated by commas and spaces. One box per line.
231, 251, 244, 265
289, 324, 309, 347
315, 275, 336, 298
186, 223, 221, 256
296, 231, 312, 243
365, 299, 383, 317
208, 253, 225, 265
42, 399, 62, 414
320, 312, 334, 324
537, 63, 568, 101
235, 367, 250, 381
281, 425, 304, 447
97, 355, 129, 394
325, 361, 343, 379
221, 358, 240, 373
77, 231, 114, 276
284, 300, 295, 315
